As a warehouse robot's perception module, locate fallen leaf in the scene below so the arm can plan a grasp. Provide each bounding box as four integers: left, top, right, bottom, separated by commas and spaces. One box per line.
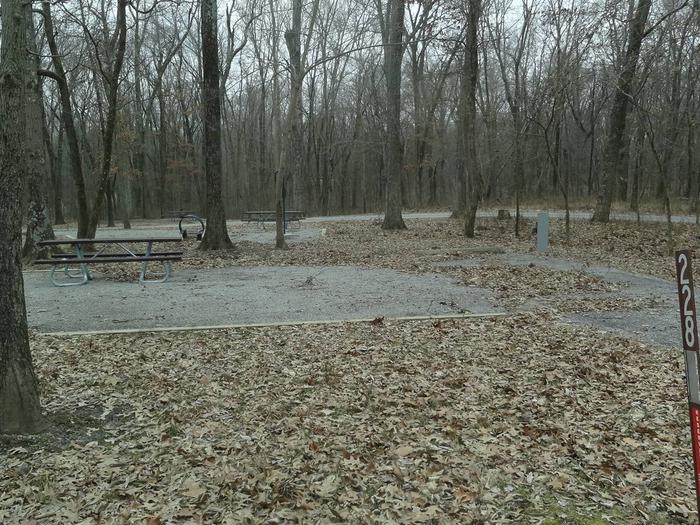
394, 445, 414, 457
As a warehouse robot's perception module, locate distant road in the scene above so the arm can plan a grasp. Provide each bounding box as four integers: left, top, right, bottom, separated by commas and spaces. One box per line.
306, 209, 699, 224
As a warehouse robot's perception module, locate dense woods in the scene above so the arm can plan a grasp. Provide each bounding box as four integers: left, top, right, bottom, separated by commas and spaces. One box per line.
0, 0, 691, 234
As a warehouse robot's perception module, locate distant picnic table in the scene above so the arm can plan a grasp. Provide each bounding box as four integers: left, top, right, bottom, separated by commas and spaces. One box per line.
164, 210, 197, 219
242, 210, 305, 230
35, 237, 183, 286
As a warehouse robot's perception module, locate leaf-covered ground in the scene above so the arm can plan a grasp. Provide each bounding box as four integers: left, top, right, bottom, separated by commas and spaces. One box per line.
1, 315, 696, 524
453, 264, 620, 309
230, 216, 699, 281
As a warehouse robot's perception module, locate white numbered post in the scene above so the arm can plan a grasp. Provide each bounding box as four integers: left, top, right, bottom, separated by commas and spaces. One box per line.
536, 211, 549, 253
675, 249, 700, 515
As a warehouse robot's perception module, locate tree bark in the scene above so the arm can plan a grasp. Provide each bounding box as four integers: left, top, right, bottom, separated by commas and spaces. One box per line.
268, 0, 286, 249
199, 0, 234, 250
0, 0, 43, 434
22, 8, 55, 261
592, 0, 652, 222
157, 85, 168, 217
463, 0, 482, 238
133, 11, 147, 219
46, 115, 64, 225
382, 0, 407, 230
286, 0, 305, 212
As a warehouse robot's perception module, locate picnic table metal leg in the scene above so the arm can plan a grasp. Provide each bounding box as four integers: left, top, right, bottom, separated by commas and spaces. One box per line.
139, 241, 152, 284
139, 241, 172, 284
75, 244, 92, 281
50, 261, 89, 286
49, 243, 90, 286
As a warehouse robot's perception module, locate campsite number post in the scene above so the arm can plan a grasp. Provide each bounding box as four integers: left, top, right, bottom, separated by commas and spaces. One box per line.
675, 250, 700, 514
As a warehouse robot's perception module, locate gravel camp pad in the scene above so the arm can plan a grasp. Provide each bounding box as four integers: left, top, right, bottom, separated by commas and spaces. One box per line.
26, 221, 682, 346
23, 266, 500, 333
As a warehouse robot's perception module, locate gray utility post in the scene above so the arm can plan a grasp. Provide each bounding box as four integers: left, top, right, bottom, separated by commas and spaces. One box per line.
536, 211, 549, 253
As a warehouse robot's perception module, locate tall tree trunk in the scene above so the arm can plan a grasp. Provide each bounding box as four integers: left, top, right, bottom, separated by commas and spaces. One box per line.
268, 0, 286, 249
87, 0, 128, 237
382, 0, 407, 230
105, 179, 116, 227
630, 117, 645, 213
0, 0, 43, 434
46, 116, 64, 225
286, 0, 305, 211
257, 84, 267, 209
40, 1, 90, 237
199, 0, 234, 250
513, 108, 525, 237
410, 41, 426, 208
133, 12, 147, 219
158, 86, 168, 217
22, 9, 55, 260
592, 0, 652, 222
451, 117, 466, 218
463, 0, 482, 237
587, 80, 596, 196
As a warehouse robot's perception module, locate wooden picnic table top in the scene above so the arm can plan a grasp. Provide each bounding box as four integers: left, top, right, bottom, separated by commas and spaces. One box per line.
242, 210, 305, 217
165, 210, 199, 218
38, 237, 182, 246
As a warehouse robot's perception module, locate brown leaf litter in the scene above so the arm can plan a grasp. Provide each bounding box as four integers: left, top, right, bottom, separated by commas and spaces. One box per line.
1, 314, 696, 524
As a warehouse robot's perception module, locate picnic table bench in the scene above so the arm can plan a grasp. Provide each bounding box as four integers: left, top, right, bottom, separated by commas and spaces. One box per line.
242, 210, 305, 230
35, 237, 183, 286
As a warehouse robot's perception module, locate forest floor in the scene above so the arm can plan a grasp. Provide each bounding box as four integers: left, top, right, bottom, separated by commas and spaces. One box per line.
10, 214, 700, 523
1, 316, 695, 524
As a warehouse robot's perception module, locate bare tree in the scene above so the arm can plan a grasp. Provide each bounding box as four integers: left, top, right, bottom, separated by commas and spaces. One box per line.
27, 0, 700, 227
39, 0, 91, 238
84, 0, 128, 236
380, 0, 407, 229
489, 0, 536, 236
274, 0, 320, 247
591, 0, 652, 222
141, 5, 195, 217
22, 9, 56, 260
200, 0, 234, 249
0, 0, 44, 434
463, 0, 483, 237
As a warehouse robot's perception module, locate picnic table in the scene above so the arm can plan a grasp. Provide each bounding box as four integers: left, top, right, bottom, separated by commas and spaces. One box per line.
35, 237, 183, 286
242, 210, 305, 230
164, 210, 197, 219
